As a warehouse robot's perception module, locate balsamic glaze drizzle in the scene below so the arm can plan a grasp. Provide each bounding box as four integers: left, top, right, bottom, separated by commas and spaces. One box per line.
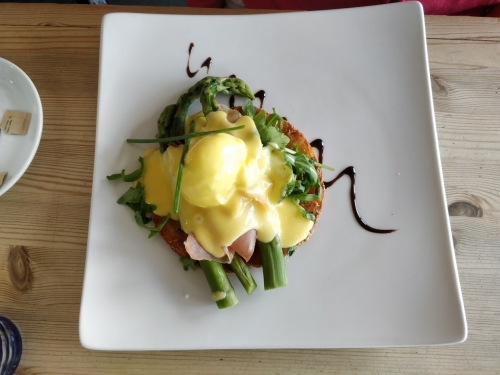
324, 167, 396, 234
254, 90, 266, 109
186, 43, 212, 78
229, 74, 236, 107
310, 139, 324, 163
310, 139, 395, 234
200, 57, 212, 72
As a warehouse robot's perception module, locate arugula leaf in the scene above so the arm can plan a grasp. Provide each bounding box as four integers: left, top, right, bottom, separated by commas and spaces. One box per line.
284, 151, 318, 186
259, 126, 290, 149
281, 149, 322, 222
289, 193, 320, 202
266, 108, 284, 130
117, 183, 156, 217
296, 202, 316, 222
242, 99, 256, 117
253, 108, 266, 128
117, 185, 143, 205
116, 182, 158, 232
241, 99, 320, 221
242, 100, 290, 149
179, 257, 197, 271
135, 212, 169, 238
107, 157, 144, 182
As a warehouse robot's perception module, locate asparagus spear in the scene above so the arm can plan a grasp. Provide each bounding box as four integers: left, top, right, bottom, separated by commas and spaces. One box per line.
257, 236, 289, 290
200, 260, 238, 309
156, 104, 177, 152
228, 254, 257, 295
157, 76, 255, 149
199, 78, 255, 116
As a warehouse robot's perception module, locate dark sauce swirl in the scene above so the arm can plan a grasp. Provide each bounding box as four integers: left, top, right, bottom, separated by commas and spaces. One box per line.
200, 57, 212, 72
229, 74, 237, 107
311, 139, 395, 234
310, 139, 324, 163
186, 43, 211, 78
325, 167, 396, 234
254, 90, 266, 109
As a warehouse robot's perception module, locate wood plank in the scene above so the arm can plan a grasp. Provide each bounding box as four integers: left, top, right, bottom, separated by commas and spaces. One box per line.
0, 3, 285, 28
1, 2, 500, 43
426, 15, 500, 41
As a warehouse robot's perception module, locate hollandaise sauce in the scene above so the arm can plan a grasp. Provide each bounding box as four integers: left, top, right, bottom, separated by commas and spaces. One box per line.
139, 110, 313, 259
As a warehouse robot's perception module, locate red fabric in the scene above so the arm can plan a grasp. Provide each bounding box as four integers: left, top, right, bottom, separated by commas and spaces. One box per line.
490, 4, 500, 15
454, 4, 500, 15
419, 0, 500, 14
186, 0, 500, 15
236, 0, 389, 11
186, 0, 223, 7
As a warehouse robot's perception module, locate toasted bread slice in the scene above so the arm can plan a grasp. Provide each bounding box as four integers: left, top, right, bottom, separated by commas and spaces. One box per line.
152, 108, 324, 267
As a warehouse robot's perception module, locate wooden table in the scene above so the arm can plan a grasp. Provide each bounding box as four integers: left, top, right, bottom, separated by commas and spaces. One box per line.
0, 3, 499, 374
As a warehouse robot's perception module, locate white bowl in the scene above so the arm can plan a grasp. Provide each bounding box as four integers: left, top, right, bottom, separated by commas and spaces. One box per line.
0, 57, 43, 196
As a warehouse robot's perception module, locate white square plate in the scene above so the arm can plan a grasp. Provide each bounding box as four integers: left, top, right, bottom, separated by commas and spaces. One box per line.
80, 3, 467, 350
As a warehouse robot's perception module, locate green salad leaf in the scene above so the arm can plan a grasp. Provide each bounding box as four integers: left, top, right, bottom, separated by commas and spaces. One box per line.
243, 100, 290, 149
135, 213, 169, 238
117, 183, 155, 221
106, 157, 144, 182
281, 149, 322, 221
243, 99, 321, 222
179, 257, 197, 271
116, 182, 165, 238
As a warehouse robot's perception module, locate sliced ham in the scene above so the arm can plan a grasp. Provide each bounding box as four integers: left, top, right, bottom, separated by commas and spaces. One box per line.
228, 230, 256, 262
185, 233, 232, 263
184, 230, 257, 264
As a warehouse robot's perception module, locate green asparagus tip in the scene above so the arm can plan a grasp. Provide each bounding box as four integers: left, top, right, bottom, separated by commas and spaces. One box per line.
228, 253, 257, 295
258, 236, 289, 291
200, 260, 239, 309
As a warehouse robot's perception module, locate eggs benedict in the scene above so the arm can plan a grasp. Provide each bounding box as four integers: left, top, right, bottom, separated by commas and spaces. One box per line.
109, 76, 327, 309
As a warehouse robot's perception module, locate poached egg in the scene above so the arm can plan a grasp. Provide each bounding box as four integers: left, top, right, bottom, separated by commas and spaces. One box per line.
139, 110, 313, 259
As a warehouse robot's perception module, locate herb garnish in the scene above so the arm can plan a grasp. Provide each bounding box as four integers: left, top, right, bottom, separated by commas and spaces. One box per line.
242, 99, 329, 222
106, 157, 144, 182
179, 257, 197, 271
173, 121, 196, 214
107, 157, 168, 238
135, 213, 169, 238
126, 125, 245, 144
243, 100, 290, 148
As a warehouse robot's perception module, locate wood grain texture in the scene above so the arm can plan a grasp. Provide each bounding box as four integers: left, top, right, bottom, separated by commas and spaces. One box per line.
426, 15, 500, 41
0, 3, 285, 27
0, 4, 499, 374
